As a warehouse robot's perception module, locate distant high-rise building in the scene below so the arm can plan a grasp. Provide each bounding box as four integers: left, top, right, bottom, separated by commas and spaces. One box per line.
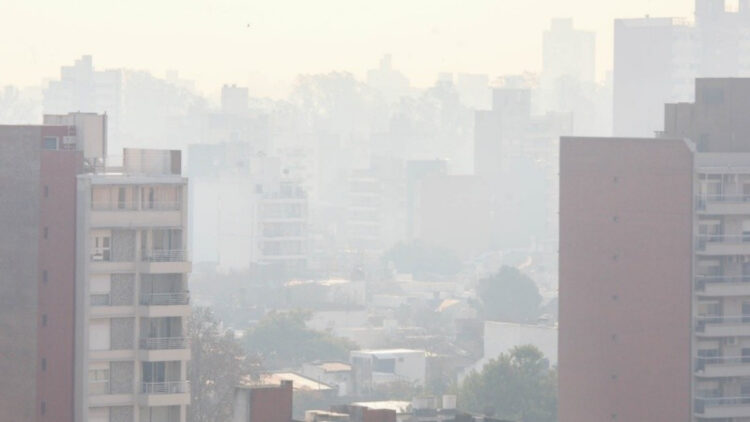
613, 17, 695, 137
541, 19, 596, 111
366, 55, 411, 104
614, 0, 750, 137
560, 78, 750, 422
43, 56, 123, 153
221, 84, 249, 116
474, 88, 531, 177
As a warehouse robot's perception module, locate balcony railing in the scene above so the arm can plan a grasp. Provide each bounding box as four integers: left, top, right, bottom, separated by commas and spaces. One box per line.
694, 355, 750, 371
695, 395, 750, 413
92, 201, 180, 211
141, 201, 182, 211
696, 275, 750, 287
91, 202, 137, 211
141, 381, 189, 395
696, 234, 750, 251
90, 293, 111, 306
89, 380, 110, 395
140, 292, 190, 306
139, 337, 188, 350
142, 250, 186, 262
695, 315, 750, 333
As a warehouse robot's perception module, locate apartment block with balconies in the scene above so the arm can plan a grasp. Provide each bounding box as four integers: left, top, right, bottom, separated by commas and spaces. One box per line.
76, 149, 190, 422
694, 154, 750, 420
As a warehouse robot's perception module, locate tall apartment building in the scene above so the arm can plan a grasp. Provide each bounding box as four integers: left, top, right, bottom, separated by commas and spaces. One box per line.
0, 115, 95, 422
0, 113, 191, 422
614, 0, 750, 137
76, 148, 190, 422
560, 78, 750, 422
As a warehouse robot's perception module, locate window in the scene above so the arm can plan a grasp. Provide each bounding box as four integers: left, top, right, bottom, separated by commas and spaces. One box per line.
42, 137, 58, 150
41, 358, 46, 371
42, 314, 47, 327
373, 357, 396, 373
44, 186, 49, 198
43, 227, 48, 239
40, 401, 46, 415
42, 270, 48, 283
118, 187, 127, 209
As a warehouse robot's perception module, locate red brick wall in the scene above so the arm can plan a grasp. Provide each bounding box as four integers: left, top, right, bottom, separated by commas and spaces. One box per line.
559, 137, 693, 422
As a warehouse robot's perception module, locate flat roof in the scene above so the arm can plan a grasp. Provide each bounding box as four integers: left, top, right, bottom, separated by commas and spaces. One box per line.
350, 401, 411, 414
258, 372, 334, 392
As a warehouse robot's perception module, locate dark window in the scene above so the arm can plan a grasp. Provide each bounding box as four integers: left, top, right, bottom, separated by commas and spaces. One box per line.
118, 188, 126, 209
42, 270, 48, 283
44, 186, 49, 198
43, 227, 48, 239
41, 358, 46, 371
42, 137, 58, 150
42, 314, 47, 327
40, 401, 46, 415
373, 357, 396, 373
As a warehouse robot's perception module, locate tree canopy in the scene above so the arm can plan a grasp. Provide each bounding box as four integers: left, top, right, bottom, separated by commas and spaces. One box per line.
188, 307, 259, 422
476, 266, 542, 323
244, 310, 357, 369
459, 345, 556, 422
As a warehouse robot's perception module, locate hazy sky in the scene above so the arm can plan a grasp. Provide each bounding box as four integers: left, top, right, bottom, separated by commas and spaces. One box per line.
2, 0, 693, 98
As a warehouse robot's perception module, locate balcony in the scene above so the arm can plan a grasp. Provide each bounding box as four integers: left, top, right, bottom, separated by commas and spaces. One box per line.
696, 276, 750, 296
695, 356, 750, 378
139, 337, 188, 350
139, 250, 191, 274
139, 381, 190, 407
695, 315, 750, 337
90, 293, 111, 306
695, 235, 750, 256
695, 396, 750, 418
696, 194, 750, 215
138, 337, 190, 361
140, 292, 190, 306
87, 380, 134, 407
138, 292, 190, 317
90, 201, 182, 228
89, 292, 135, 317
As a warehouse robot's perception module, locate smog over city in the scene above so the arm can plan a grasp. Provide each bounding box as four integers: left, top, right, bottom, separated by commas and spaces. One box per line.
1, 1, 747, 421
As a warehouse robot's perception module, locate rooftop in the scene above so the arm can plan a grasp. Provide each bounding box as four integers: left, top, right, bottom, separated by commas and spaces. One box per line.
254, 372, 334, 392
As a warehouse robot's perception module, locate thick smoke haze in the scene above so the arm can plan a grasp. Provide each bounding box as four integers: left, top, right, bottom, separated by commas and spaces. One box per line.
3, 0, 691, 97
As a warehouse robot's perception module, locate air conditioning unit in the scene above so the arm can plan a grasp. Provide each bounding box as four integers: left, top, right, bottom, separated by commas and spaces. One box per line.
726, 337, 739, 346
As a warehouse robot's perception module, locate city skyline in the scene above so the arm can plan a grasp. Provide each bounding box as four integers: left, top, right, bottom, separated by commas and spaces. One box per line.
3, 0, 693, 98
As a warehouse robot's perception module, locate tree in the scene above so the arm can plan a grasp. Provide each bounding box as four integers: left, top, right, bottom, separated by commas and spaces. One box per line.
382, 240, 463, 278
459, 345, 556, 422
244, 310, 357, 369
188, 307, 260, 422
476, 267, 542, 322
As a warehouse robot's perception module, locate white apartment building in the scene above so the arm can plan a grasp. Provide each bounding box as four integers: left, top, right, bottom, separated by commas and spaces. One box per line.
694, 153, 750, 419
75, 149, 191, 422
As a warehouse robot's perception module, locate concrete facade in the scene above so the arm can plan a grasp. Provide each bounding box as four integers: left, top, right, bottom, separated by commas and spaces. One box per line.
559, 137, 694, 422
0, 124, 84, 422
